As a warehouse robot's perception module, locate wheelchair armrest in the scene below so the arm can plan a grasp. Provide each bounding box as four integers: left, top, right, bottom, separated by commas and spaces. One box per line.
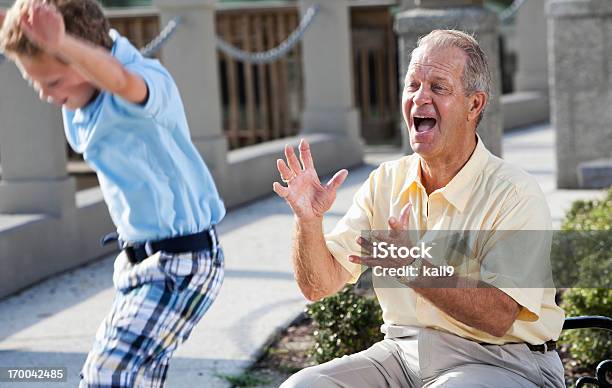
563, 316, 612, 331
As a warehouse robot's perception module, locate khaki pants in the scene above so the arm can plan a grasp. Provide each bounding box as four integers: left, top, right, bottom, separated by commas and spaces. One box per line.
281, 328, 565, 388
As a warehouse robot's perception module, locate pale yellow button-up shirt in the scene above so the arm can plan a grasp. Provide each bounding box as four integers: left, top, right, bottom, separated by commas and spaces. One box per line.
325, 138, 564, 345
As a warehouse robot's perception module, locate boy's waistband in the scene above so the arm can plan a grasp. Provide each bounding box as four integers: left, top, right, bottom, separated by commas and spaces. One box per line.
102, 227, 218, 264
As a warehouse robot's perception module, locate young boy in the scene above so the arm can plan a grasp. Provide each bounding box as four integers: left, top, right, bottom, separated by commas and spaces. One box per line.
0, 1, 225, 386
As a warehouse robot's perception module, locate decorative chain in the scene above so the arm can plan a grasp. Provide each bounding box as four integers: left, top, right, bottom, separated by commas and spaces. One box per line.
215, 4, 320, 64
140, 16, 182, 58
499, 0, 527, 23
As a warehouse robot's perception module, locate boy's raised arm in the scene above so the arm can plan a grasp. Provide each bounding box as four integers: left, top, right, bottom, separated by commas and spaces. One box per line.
19, 3, 148, 104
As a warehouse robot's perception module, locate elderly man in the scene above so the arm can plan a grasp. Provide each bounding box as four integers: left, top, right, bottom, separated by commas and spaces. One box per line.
273, 30, 565, 387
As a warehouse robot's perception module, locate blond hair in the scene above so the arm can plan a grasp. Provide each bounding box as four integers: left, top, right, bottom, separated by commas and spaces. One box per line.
0, 0, 112, 57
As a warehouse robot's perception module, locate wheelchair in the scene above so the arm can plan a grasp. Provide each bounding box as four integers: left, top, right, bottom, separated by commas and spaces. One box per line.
562, 316, 612, 387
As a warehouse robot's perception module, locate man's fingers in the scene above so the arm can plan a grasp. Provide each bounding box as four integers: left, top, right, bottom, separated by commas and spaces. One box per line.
276, 159, 294, 182
388, 203, 412, 233
388, 203, 412, 243
298, 138, 315, 171
284, 144, 302, 174
356, 236, 374, 256
348, 254, 370, 266
388, 217, 399, 237
272, 182, 289, 198
399, 202, 412, 229
371, 230, 389, 243
325, 169, 348, 192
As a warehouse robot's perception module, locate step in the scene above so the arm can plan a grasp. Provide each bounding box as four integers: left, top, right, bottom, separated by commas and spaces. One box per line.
578, 158, 612, 189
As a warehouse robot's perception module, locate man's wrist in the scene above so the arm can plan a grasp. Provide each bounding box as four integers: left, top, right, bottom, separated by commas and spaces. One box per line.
295, 215, 323, 228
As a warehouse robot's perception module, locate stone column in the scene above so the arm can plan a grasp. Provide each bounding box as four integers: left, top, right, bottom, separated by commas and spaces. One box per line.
514, 0, 548, 92
394, 0, 503, 156
299, 0, 362, 148
548, 0, 612, 188
0, 65, 75, 216
153, 0, 228, 188
400, 0, 417, 12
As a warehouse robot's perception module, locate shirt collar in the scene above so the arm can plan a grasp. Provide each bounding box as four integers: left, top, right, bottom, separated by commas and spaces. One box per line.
405, 154, 422, 188
401, 134, 490, 212
440, 135, 490, 212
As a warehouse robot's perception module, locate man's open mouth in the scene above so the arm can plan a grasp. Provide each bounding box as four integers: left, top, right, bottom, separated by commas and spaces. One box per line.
413, 116, 437, 132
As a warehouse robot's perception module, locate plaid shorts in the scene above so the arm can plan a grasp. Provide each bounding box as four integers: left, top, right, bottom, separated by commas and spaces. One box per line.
79, 243, 224, 388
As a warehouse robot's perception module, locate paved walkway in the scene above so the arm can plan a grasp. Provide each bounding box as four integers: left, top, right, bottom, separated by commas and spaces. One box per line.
0, 123, 605, 387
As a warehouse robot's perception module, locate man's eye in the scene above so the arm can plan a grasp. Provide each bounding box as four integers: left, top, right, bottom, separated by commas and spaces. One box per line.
48, 80, 61, 88
432, 84, 447, 93
407, 82, 419, 91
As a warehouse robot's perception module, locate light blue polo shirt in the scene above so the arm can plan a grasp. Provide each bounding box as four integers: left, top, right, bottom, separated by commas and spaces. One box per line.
63, 30, 225, 243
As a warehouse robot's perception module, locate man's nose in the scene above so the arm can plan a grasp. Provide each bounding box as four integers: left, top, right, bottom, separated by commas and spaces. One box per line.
412, 86, 432, 106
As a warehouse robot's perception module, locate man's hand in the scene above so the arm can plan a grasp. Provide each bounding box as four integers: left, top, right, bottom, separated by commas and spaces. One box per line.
273, 139, 348, 222
19, 3, 65, 54
349, 203, 413, 270
274, 138, 351, 301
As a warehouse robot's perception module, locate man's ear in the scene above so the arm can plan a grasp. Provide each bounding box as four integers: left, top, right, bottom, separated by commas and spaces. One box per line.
467, 91, 487, 123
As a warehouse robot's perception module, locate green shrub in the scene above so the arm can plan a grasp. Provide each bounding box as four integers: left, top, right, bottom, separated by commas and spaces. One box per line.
557, 188, 612, 368
306, 284, 383, 364
551, 189, 611, 288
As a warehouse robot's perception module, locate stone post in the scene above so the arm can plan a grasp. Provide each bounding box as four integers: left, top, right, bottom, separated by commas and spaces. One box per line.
514, 0, 548, 92
0, 65, 75, 216
394, 0, 503, 156
500, 0, 549, 131
400, 0, 417, 12
548, 0, 612, 188
153, 0, 229, 189
299, 0, 362, 150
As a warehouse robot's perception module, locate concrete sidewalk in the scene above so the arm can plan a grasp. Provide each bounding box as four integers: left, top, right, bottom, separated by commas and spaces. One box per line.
0, 123, 606, 387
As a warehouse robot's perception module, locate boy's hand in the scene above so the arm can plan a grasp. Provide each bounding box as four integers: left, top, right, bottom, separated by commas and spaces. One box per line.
19, 3, 65, 54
